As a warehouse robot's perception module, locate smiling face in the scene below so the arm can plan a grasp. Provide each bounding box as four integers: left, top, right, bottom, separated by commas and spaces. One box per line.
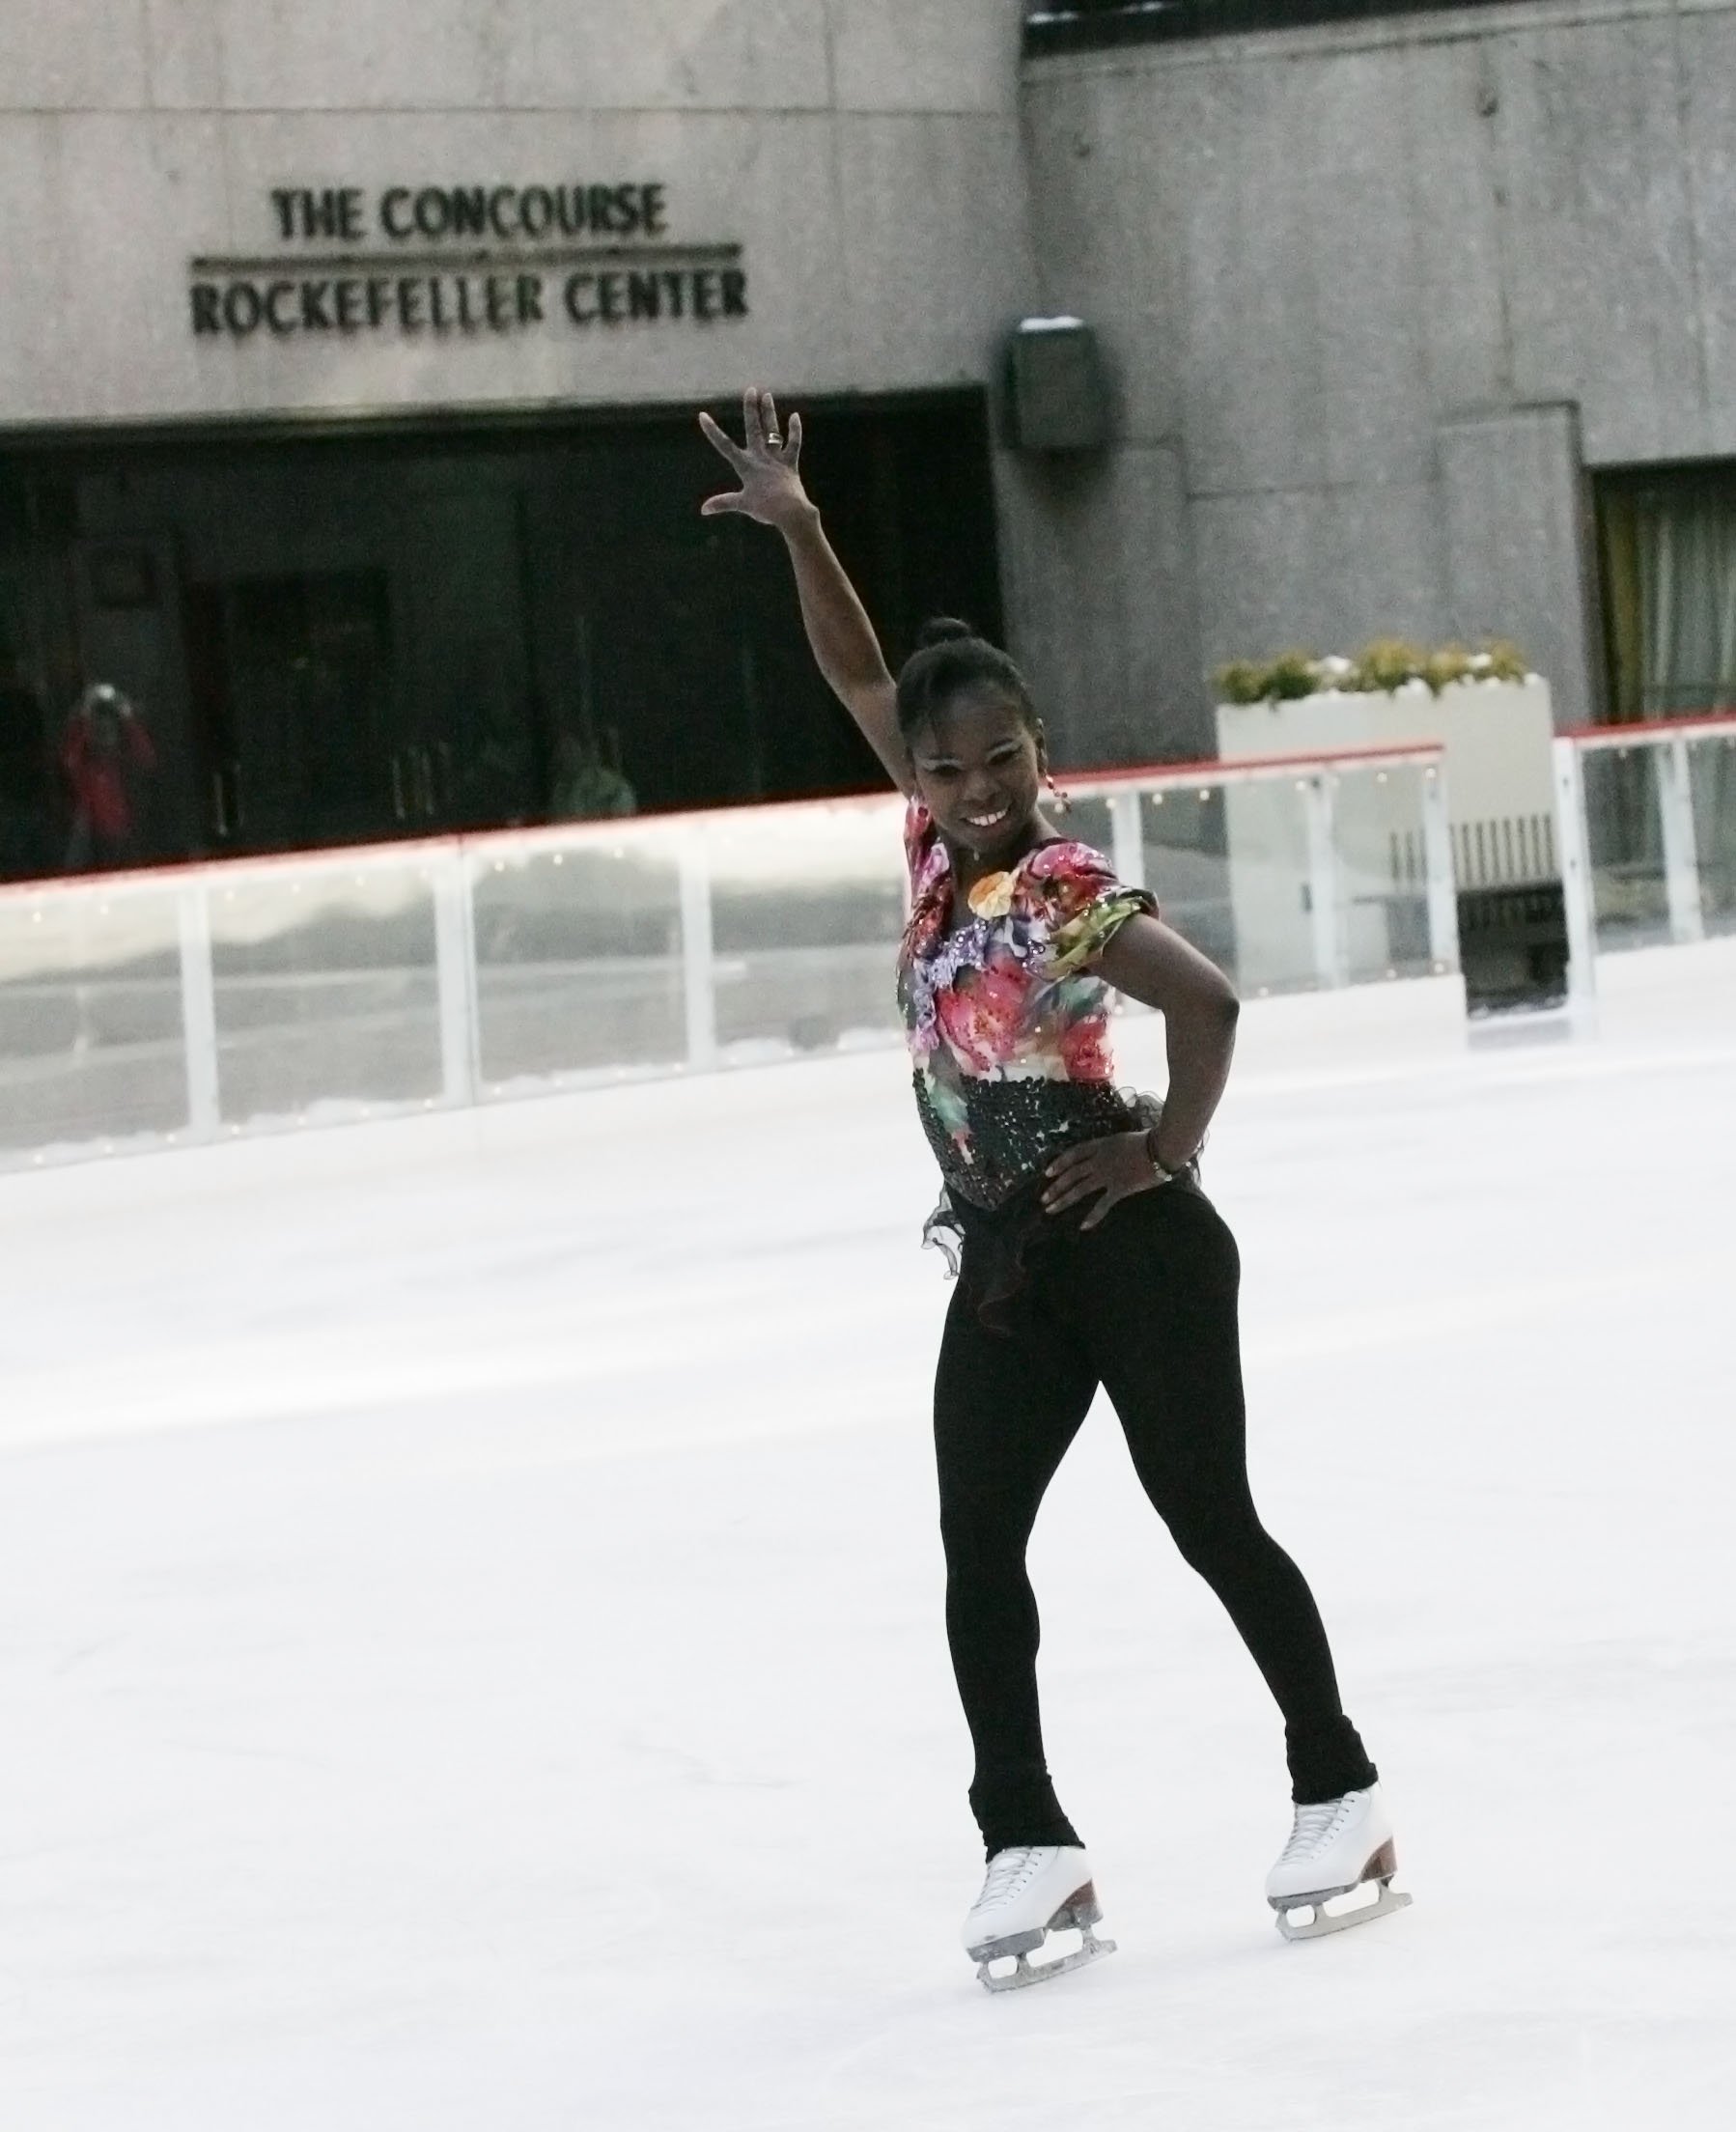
908, 685, 1046, 864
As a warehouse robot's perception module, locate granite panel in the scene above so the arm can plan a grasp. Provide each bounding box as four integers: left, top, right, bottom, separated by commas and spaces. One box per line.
0, 115, 228, 424
1439, 405, 1598, 728
1485, 14, 1709, 463
211, 0, 831, 115
1399, 33, 1511, 412
510, 0, 830, 115
993, 442, 1205, 767
1020, 69, 1183, 443
146, 0, 225, 110
1190, 479, 1448, 674
828, 0, 1024, 114
993, 447, 1131, 768
1677, 8, 1736, 459
833, 113, 1035, 391
1161, 44, 1435, 491
0, 3, 148, 111
1106, 442, 1208, 760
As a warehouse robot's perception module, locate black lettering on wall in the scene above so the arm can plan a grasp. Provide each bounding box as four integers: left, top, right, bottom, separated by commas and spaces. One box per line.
192, 182, 747, 342
224, 283, 264, 336
270, 187, 367, 241
450, 187, 490, 238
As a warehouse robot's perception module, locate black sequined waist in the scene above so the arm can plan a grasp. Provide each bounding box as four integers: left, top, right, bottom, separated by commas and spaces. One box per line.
912, 1072, 1147, 1210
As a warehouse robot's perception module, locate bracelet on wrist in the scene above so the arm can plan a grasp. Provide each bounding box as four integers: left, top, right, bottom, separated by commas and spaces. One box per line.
1145, 1126, 1190, 1181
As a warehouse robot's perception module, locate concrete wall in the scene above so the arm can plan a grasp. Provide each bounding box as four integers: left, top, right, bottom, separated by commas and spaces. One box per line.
1020, 0, 1736, 754
0, 1, 1035, 425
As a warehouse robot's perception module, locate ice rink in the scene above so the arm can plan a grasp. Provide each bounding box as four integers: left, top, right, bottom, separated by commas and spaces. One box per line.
3, 968, 1734, 2131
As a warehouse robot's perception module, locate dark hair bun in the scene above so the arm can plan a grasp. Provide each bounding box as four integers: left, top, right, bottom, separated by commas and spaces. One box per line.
914, 616, 978, 651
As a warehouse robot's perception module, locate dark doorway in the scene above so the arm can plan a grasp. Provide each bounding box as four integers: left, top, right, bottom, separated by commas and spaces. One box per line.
187, 571, 397, 849
0, 393, 1003, 880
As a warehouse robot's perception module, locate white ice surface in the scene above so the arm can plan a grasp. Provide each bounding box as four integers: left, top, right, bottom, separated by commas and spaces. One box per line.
2, 987, 1735, 2130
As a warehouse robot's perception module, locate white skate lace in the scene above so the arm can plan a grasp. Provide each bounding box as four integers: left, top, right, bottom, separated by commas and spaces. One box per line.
1279, 1792, 1359, 1865
975, 1846, 1042, 1911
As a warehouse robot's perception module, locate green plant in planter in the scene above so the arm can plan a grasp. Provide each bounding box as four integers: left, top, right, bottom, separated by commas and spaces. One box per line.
1265, 648, 1322, 700
1214, 658, 1273, 707
1479, 639, 1529, 683
1214, 637, 1531, 703
1352, 638, 1426, 693
1422, 644, 1473, 693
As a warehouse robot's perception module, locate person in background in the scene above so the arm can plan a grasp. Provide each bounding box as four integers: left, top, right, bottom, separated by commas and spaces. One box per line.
548, 728, 636, 821
61, 683, 156, 873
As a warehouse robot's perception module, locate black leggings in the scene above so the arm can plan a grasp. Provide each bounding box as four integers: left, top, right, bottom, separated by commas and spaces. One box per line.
935, 1180, 1376, 1856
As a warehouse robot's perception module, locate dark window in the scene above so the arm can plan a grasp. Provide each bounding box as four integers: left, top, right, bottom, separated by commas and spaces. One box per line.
1597, 465, 1736, 726
0, 392, 1003, 881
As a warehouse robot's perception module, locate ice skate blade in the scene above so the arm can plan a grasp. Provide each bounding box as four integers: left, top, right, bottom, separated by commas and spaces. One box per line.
976, 1925, 1117, 1994
966, 1884, 1103, 1967
1273, 1881, 1413, 1943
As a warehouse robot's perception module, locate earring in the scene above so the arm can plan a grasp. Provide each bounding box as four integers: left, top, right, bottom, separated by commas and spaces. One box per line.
1045, 769, 1074, 816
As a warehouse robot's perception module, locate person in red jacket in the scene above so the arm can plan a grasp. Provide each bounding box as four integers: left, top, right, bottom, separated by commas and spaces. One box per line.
61, 684, 156, 872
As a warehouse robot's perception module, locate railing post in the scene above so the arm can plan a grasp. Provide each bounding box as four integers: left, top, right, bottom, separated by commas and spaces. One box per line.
1418, 756, 1459, 973
1107, 790, 1146, 892
1552, 738, 1598, 1017
177, 877, 221, 1138
1657, 735, 1705, 945
678, 829, 717, 1071
1106, 788, 1153, 1015
433, 850, 480, 1107
1302, 772, 1349, 988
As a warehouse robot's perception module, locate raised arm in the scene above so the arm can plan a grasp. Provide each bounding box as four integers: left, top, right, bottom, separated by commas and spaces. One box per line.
700, 387, 910, 794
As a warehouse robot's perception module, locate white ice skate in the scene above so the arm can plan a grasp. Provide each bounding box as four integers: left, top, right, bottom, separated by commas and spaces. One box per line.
1266, 1782, 1412, 1941
962, 1844, 1116, 1993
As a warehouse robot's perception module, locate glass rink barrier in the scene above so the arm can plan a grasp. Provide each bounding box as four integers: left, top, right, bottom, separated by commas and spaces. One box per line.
1553, 713, 1736, 1002
0, 744, 1455, 1171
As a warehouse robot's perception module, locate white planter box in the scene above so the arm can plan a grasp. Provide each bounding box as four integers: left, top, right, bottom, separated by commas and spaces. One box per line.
1213, 678, 1554, 992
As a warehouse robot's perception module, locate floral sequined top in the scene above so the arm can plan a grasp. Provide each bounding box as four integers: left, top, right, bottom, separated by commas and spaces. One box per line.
898, 799, 1158, 1212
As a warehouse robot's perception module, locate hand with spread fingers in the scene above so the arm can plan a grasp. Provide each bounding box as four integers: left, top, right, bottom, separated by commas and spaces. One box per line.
1042, 1130, 1174, 1230
699, 386, 810, 533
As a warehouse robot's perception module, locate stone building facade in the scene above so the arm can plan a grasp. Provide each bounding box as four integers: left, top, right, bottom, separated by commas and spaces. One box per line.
1, 1, 1730, 872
